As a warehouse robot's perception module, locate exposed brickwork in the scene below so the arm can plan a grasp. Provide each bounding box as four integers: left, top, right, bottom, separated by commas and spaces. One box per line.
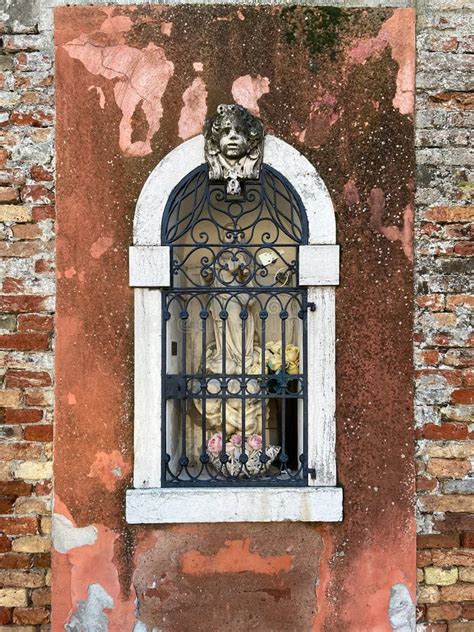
0, 5, 54, 630
415, 4, 474, 631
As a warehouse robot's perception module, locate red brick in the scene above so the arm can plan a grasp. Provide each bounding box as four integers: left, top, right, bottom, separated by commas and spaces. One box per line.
17, 314, 53, 333
0, 444, 42, 461
23, 426, 53, 442
418, 550, 433, 567
426, 603, 462, 621
418, 534, 461, 549
34, 553, 50, 568
422, 423, 468, 440
11, 223, 42, 240
34, 481, 51, 496
461, 602, 474, 620
416, 294, 445, 311
419, 350, 440, 366
0, 149, 9, 168
451, 388, 474, 404
461, 533, 474, 548
34, 258, 54, 273
446, 294, 474, 310
4, 370, 51, 388
31, 205, 54, 221
0, 333, 49, 351
0, 482, 32, 497
31, 587, 50, 606
463, 368, 474, 386
416, 369, 462, 386
13, 607, 50, 625
417, 477, 438, 492
0, 554, 31, 569
20, 185, 54, 205
454, 242, 474, 256
30, 165, 53, 182
4, 409, 43, 424
0, 608, 12, 625
2, 277, 25, 294
0, 188, 19, 203
0, 295, 49, 314
0, 517, 38, 535
0, 535, 11, 553
0, 498, 15, 514
0, 241, 46, 258
422, 206, 474, 223
10, 109, 53, 127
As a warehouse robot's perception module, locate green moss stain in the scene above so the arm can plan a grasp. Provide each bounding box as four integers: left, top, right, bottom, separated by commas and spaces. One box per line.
281, 7, 346, 69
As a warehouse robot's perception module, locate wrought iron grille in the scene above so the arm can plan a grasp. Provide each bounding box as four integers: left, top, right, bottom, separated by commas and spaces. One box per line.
161, 164, 309, 486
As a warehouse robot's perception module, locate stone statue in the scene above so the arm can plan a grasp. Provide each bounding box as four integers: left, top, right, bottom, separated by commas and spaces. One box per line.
204, 104, 264, 195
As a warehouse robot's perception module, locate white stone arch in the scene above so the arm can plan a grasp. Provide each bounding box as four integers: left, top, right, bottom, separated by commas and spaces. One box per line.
127, 134, 342, 524
133, 134, 336, 246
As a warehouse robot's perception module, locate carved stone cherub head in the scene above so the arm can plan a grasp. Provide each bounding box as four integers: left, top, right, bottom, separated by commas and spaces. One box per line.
204, 104, 264, 194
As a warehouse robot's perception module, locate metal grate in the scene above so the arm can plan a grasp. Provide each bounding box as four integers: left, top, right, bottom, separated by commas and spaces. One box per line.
161, 164, 309, 486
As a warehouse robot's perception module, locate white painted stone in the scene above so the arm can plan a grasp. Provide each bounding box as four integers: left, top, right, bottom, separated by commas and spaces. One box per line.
307, 286, 337, 486
129, 246, 170, 287
133, 289, 163, 488
299, 245, 340, 286
130, 132, 342, 520
126, 486, 343, 523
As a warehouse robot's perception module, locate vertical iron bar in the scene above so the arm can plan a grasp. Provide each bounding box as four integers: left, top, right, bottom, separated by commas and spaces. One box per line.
201, 300, 207, 459
241, 294, 246, 456
181, 301, 187, 461
302, 290, 309, 480
281, 298, 287, 466
260, 304, 267, 456
221, 309, 227, 472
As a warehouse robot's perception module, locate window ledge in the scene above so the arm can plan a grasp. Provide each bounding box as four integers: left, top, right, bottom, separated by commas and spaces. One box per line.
126, 486, 343, 524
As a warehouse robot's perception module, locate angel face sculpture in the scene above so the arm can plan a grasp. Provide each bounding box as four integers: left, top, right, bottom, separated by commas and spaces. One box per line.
204, 104, 264, 194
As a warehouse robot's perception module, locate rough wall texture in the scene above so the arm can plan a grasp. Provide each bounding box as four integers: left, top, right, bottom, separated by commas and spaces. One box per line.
0, 1, 470, 632
414, 4, 474, 632
54, 5, 415, 632
0, 6, 55, 631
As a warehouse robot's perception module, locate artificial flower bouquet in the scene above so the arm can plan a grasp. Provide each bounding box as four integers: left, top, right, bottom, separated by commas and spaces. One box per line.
207, 431, 280, 477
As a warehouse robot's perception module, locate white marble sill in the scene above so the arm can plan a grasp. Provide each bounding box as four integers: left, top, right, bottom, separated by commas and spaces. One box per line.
126, 486, 343, 524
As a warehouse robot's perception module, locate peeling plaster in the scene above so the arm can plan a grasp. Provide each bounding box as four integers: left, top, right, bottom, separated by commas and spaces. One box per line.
178, 77, 208, 141
369, 187, 414, 262
65, 583, 114, 632
388, 583, 416, 632
53, 513, 98, 554
347, 8, 415, 115
63, 15, 174, 157
181, 538, 292, 575
88, 450, 132, 492
231, 74, 270, 115
88, 85, 106, 109
90, 236, 113, 259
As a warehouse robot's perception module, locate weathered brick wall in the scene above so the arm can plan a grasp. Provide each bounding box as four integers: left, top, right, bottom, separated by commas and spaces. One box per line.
0, 0, 472, 630
0, 9, 54, 629
415, 3, 474, 631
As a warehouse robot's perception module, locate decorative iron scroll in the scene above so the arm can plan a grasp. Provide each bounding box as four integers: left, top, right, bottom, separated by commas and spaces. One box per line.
161, 162, 309, 487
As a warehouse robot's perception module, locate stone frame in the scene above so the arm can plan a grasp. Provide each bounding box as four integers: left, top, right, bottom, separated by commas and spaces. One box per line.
126, 134, 343, 523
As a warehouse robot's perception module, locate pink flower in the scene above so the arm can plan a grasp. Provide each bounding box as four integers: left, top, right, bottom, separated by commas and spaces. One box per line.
247, 434, 263, 451
229, 433, 242, 447
207, 432, 222, 454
